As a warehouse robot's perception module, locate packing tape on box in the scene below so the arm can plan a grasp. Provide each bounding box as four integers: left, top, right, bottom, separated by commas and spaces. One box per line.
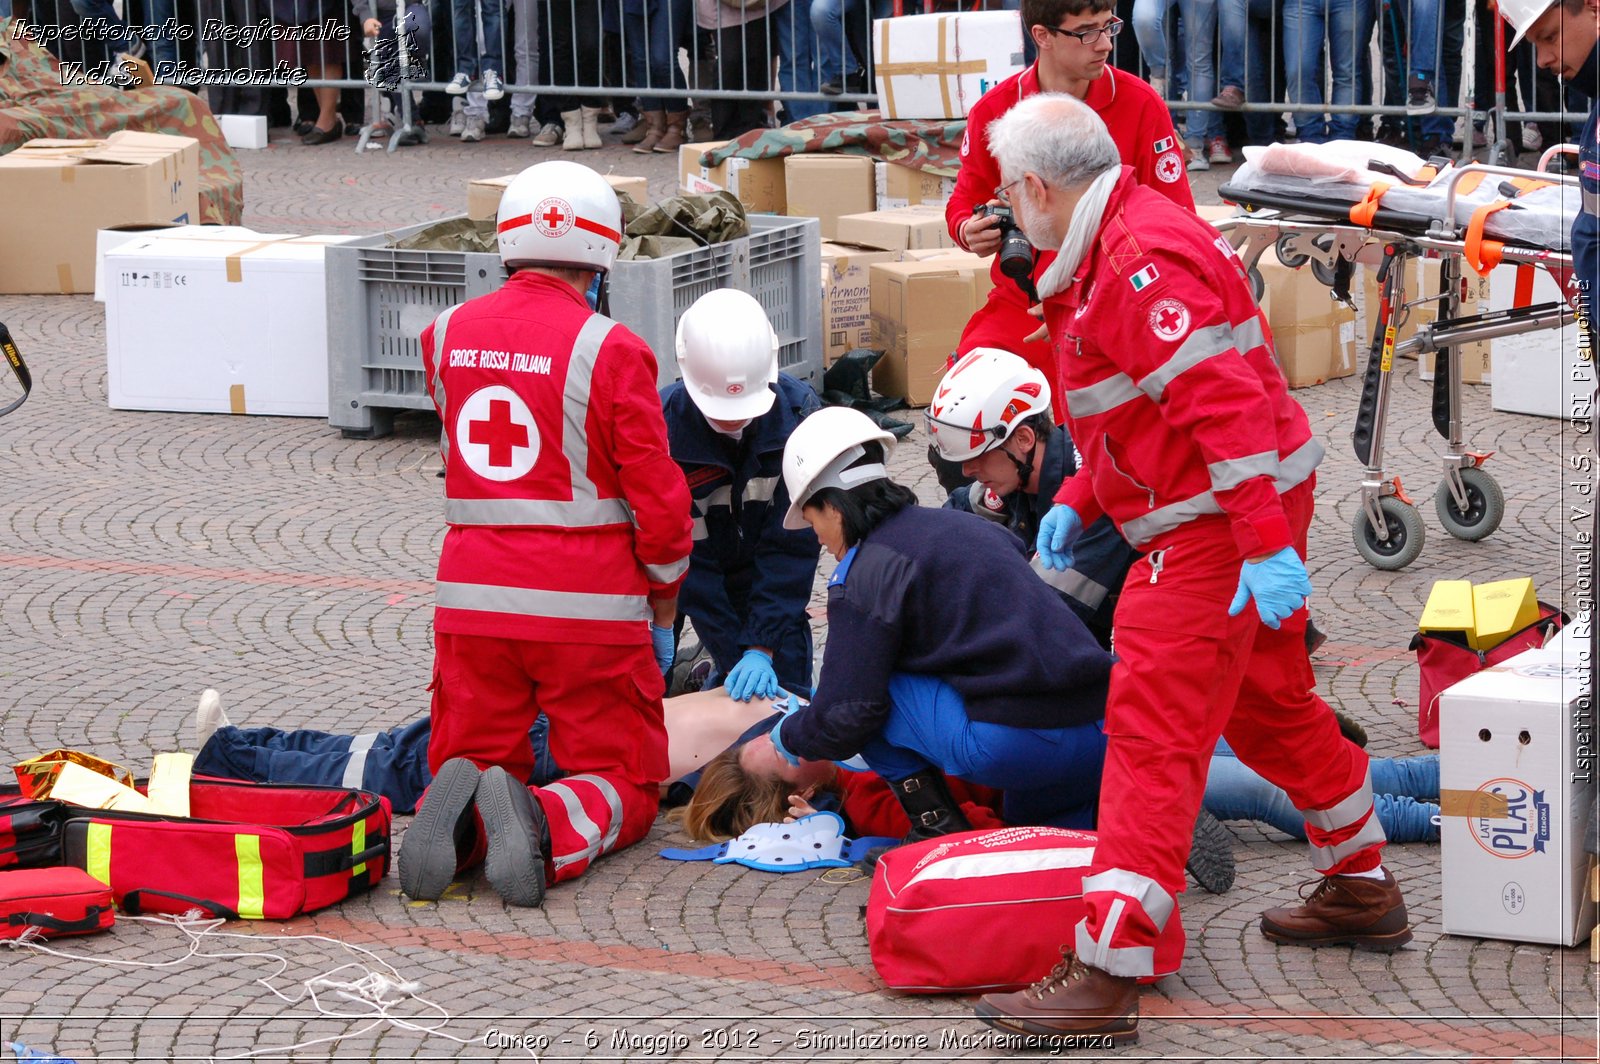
132, 234, 348, 283
876, 17, 986, 120
57, 263, 73, 294
230, 384, 246, 414
1438, 788, 1510, 819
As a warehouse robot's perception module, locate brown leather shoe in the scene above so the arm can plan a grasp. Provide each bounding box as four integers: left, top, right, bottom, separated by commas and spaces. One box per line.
974, 948, 1139, 1048
1260, 869, 1413, 952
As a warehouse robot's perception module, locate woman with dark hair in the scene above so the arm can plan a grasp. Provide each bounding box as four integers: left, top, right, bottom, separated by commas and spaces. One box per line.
759, 408, 1114, 843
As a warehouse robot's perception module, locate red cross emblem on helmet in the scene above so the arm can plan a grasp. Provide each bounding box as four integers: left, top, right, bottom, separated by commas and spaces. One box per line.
534, 197, 575, 237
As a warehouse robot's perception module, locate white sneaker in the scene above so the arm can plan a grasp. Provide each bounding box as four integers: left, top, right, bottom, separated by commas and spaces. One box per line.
447, 108, 466, 136
532, 121, 561, 147
1523, 123, 1544, 151
507, 113, 532, 138
611, 110, 639, 135
1187, 145, 1211, 172
481, 70, 504, 101
195, 689, 232, 749
460, 115, 487, 143
444, 72, 471, 95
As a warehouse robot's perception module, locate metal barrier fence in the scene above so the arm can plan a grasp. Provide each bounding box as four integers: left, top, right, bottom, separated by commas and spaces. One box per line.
6, 0, 1589, 142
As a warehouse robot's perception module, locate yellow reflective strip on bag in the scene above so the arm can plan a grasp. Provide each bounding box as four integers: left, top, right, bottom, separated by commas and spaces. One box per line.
85, 822, 112, 885
235, 834, 265, 919
351, 819, 367, 878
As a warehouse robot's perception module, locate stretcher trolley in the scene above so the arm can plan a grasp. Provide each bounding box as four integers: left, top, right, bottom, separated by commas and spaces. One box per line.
1215, 142, 1583, 570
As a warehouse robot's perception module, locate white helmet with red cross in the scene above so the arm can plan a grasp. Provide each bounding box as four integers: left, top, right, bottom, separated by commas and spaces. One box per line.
925, 347, 1053, 463
675, 288, 781, 421
497, 161, 623, 273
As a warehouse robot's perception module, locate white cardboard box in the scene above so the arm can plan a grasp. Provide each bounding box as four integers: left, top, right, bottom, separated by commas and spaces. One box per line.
1488, 265, 1593, 419
872, 11, 1025, 120
94, 224, 262, 302
1439, 623, 1597, 946
104, 231, 354, 417
216, 114, 269, 150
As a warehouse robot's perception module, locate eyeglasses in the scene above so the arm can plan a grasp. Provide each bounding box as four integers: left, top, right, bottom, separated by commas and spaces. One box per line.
1042, 16, 1123, 45
994, 177, 1023, 206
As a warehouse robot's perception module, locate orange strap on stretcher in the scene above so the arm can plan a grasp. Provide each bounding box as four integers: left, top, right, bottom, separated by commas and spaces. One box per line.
1461, 174, 1554, 276
1349, 181, 1392, 227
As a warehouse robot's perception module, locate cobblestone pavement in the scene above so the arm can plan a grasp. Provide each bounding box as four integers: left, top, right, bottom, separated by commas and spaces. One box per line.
0, 124, 1596, 1062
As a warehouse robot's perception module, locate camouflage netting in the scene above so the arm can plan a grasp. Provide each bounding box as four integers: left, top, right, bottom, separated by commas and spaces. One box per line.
0, 19, 243, 224
702, 109, 964, 177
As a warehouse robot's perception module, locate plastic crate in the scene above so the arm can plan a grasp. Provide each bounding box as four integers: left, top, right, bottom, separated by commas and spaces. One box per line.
326, 215, 822, 438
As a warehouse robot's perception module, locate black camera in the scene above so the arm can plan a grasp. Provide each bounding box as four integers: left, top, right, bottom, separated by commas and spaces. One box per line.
972, 203, 1037, 292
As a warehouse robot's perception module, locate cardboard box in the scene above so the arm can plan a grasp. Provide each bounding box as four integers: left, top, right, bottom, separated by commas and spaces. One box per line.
1489, 264, 1594, 419
820, 241, 899, 365
784, 155, 875, 240
874, 159, 956, 211
869, 258, 990, 405
1194, 204, 1241, 224
836, 204, 954, 253
104, 230, 355, 417
216, 114, 268, 150
1439, 626, 1597, 947
0, 131, 200, 294
1258, 249, 1357, 388
873, 10, 1026, 120
468, 172, 651, 221
677, 142, 786, 214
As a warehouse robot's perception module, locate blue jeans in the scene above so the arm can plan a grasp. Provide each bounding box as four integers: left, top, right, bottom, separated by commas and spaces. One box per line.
68, 0, 134, 63
809, 0, 886, 89
858, 673, 1106, 830
1178, 0, 1219, 142
773, 0, 826, 122
451, 0, 502, 78
1217, 0, 1275, 142
624, 0, 689, 111
1406, 0, 1440, 80
1379, 0, 1460, 140
1205, 740, 1440, 843
1282, 0, 1375, 142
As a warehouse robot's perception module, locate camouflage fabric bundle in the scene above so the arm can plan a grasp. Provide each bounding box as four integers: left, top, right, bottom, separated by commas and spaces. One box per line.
0, 20, 243, 225
702, 109, 964, 178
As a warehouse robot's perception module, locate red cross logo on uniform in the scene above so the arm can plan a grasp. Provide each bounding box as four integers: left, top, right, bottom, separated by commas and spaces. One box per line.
1155, 151, 1183, 184
534, 196, 575, 237
469, 398, 529, 467
1147, 298, 1191, 342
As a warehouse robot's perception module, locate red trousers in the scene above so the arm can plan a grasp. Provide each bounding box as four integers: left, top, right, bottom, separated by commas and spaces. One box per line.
427, 634, 668, 885
1076, 482, 1384, 977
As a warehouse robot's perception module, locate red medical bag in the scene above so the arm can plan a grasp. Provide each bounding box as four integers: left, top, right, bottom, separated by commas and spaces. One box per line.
58, 777, 391, 920
0, 791, 66, 871
0, 867, 115, 940
866, 826, 1185, 994
1410, 602, 1565, 748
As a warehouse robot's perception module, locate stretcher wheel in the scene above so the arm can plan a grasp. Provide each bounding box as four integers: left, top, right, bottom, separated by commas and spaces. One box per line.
1435, 466, 1505, 542
1274, 235, 1310, 270
1247, 267, 1265, 302
1309, 234, 1340, 288
1353, 497, 1426, 571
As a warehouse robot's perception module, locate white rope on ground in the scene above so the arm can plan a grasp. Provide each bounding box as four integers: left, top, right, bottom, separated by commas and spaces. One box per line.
4, 910, 537, 1062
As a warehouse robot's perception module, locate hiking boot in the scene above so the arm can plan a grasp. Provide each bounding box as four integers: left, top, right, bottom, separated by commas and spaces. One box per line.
1211, 84, 1245, 110
398, 758, 482, 901
1260, 869, 1413, 952
975, 948, 1140, 1047
477, 765, 549, 908
654, 110, 689, 153
1186, 807, 1236, 894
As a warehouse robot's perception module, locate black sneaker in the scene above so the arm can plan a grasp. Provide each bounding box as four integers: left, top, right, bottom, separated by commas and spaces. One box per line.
478, 766, 549, 908
398, 758, 482, 901
1406, 74, 1436, 116
821, 68, 870, 96
1186, 808, 1236, 894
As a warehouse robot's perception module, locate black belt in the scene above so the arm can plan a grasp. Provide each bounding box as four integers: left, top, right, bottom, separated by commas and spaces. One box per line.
0, 323, 30, 418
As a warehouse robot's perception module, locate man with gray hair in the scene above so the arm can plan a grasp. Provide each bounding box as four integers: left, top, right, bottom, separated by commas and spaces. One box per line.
972, 93, 1411, 1047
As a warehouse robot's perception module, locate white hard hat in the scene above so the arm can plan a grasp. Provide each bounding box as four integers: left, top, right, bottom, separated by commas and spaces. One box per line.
675, 289, 780, 421
925, 347, 1053, 462
1499, 0, 1559, 47
497, 160, 623, 273
780, 407, 896, 530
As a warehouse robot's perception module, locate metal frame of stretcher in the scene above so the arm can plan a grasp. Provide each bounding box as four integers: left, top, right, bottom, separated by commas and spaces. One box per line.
1215, 155, 1582, 571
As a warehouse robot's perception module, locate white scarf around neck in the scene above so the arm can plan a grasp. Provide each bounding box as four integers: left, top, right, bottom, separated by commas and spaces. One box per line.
1034, 165, 1122, 301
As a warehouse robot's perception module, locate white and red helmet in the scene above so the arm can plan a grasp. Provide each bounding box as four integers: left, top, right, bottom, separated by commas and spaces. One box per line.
496, 160, 623, 273
925, 347, 1053, 462
676, 289, 780, 421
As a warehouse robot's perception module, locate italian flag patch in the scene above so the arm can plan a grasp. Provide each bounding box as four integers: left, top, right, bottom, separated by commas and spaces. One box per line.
1153, 136, 1174, 153
1129, 264, 1160, 292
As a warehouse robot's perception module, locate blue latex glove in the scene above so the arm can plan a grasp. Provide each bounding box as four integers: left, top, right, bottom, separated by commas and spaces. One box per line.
649, 623, 675, 675
1035, 504, 1084, 572
725, 648, 780, 702
769, 714, 802, 767
1227, 547, 1313, 629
